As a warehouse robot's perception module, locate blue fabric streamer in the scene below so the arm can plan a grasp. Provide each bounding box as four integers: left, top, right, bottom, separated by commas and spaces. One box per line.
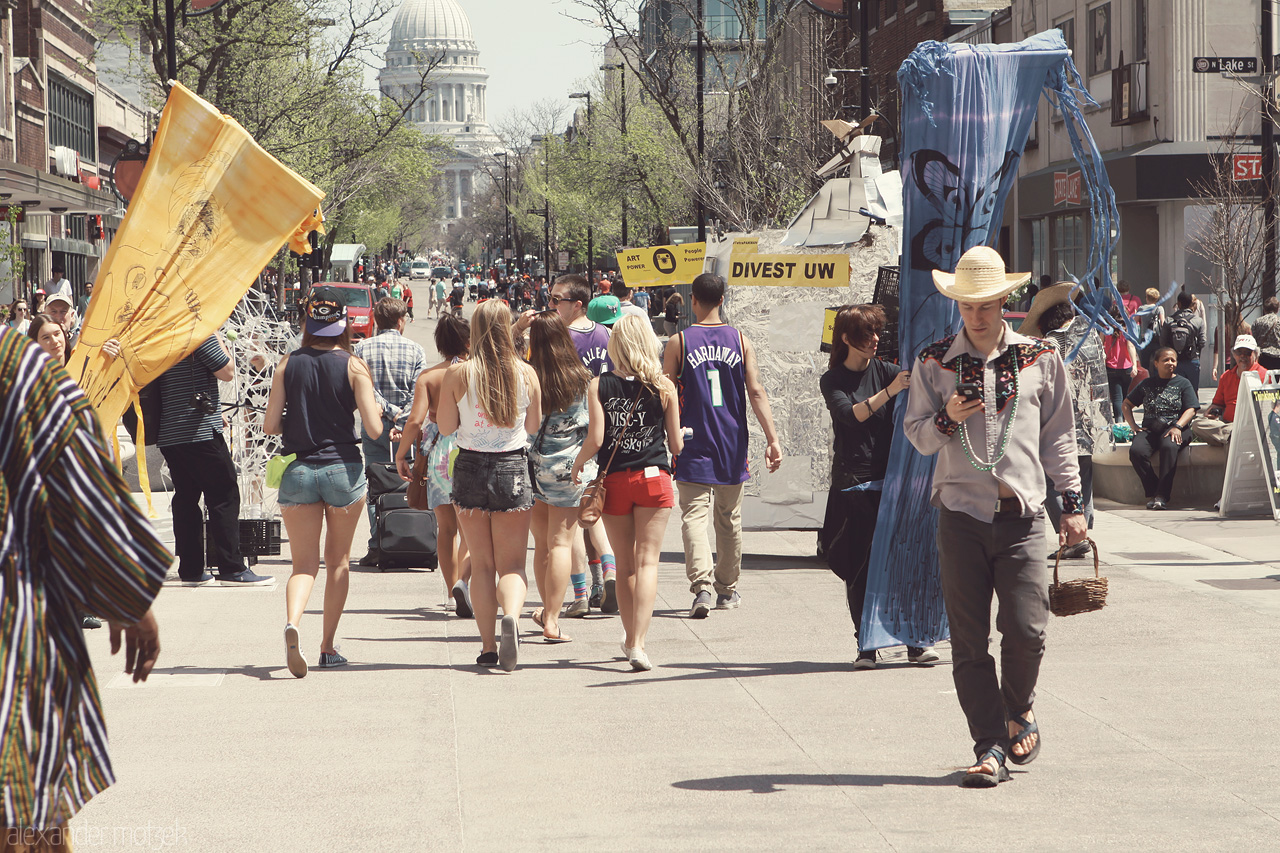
842, 480, 884, 492
861, 31, 1104, 652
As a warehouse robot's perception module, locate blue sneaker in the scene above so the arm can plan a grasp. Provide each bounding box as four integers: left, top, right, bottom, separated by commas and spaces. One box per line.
219, 569, 273, 586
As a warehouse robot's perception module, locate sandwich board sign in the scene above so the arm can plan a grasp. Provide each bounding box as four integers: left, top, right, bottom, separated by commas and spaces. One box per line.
1219, 371, 1280, 520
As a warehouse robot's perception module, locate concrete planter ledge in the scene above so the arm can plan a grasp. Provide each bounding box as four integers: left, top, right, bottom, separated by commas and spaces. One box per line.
1092, 443, 1226, 507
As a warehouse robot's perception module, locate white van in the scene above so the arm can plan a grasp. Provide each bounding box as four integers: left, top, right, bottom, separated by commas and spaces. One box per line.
410, 259, 431, 280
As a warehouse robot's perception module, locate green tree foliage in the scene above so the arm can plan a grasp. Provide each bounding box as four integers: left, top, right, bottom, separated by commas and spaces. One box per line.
92, 0, 450, 271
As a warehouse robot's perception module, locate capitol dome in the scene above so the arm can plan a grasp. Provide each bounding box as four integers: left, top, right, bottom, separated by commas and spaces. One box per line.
388, 0, 474, 52
377, 0, 501, 222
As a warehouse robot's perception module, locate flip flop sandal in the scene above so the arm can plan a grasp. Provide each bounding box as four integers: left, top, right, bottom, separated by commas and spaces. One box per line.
960, 747, 1010, 788
531, 608, 545, 629
1007, 713, 1041, 766
542, 627, 572, 644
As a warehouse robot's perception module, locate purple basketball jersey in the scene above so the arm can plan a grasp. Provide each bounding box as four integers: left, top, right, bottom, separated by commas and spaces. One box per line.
675, 323, 749, 485
570, 322, 612, 376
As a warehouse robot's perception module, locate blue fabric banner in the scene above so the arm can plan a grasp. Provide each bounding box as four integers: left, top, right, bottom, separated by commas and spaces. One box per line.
860, 31, 1088, 651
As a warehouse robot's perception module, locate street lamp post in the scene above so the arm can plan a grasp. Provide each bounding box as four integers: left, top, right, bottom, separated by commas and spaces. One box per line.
602, 62, 629, 247
696, 0, 706, 243
494, 151, 511, 273
530, 134, 553, 281
569, 91, 594, 285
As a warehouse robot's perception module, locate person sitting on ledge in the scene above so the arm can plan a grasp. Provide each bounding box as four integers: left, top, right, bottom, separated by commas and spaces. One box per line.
1122, 347, 1199, 510
1189, 334, 1268, 447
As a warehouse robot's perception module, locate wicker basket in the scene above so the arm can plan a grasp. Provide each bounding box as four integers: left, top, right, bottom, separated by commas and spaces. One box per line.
1049, 538, 1108, 617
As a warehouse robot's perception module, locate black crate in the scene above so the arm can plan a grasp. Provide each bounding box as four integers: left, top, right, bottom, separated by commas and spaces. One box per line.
205, 519, 282, 560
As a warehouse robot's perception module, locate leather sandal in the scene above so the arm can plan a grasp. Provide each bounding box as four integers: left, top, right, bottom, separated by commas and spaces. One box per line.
961, 747, 1010, 788
1008, 713, 1041, 766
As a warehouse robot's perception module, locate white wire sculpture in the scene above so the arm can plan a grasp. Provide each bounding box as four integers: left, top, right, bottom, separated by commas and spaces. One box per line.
218, 286, 299, 520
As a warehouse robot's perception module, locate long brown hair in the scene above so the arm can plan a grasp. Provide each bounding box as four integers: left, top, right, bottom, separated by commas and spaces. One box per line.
829, 304, 886, 369
465, 299, 524, 427
528, 312, 589, 414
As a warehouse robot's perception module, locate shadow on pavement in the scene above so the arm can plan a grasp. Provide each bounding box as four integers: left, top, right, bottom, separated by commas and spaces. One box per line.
658, 552, 826, 570
672, 772, 957, 792
584, 659, 854, 687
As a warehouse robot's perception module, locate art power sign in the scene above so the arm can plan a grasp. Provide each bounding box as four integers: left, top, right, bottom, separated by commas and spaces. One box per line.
616, 242, 705, 288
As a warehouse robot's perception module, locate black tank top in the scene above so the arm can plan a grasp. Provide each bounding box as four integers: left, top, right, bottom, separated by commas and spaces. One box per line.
282, 347, 361, 464
596, 372, 669, 473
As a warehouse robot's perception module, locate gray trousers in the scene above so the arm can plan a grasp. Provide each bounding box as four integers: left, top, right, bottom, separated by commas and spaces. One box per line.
937, 507, 1049, 760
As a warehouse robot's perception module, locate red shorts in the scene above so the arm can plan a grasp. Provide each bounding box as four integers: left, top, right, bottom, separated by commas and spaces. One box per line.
602, 467, 674, 515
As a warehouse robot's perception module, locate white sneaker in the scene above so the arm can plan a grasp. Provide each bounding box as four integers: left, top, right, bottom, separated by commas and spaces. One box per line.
629, 648, 652, 672
908, 646, 940, 664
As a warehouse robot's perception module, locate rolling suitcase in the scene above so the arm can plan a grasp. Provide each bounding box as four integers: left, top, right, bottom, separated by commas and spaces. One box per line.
366, 462, 438, 572
374, 491, 438, 571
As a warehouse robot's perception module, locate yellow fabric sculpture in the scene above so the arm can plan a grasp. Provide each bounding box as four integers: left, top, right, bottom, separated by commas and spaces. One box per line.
67, 82, 323, 433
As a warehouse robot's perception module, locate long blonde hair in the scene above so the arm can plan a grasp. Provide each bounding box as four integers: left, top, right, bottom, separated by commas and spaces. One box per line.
607, 314, 665, 394
466, 300, 523, 427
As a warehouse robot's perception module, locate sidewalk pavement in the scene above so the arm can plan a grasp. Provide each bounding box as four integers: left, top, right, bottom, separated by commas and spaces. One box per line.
70, 486, 1280, 851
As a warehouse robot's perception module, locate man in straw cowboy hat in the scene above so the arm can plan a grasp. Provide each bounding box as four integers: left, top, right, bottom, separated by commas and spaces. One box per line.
903, 245, 1087, 788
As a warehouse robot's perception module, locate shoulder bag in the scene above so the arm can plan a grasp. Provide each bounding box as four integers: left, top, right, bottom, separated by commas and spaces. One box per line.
406, 431, 440, 510
578, 383, 646, 527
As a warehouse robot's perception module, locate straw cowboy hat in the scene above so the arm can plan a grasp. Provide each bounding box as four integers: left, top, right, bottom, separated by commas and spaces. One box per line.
1020, 282, 1077, 337
932, 245, 1030, 302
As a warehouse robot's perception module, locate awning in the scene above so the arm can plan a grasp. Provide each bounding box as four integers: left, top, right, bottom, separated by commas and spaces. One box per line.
329, 243, 365, 265
0, 161, 119, 216
1017, 141, 1233, 217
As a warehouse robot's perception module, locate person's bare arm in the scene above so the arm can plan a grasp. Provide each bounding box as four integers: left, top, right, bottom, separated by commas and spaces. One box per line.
662, 378, 683, 458
571, 377, 603, 484
435, 363, 467, 435
662, 332, 683, 385
213, 334, 235, 382
523, 365, 542, 434
741, 334, 781, 472
396, 370, 432, 480
1122, 398, 1139, 433
349, 356, 383, 440
262, 354, 290, 435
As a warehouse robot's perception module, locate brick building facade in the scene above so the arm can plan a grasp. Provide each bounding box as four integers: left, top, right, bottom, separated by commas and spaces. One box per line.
0, 0, 151, 305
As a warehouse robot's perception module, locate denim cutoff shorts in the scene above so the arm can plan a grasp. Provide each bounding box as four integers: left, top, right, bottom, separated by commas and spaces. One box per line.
451, 447, 533, 513
278, 459, 366, 508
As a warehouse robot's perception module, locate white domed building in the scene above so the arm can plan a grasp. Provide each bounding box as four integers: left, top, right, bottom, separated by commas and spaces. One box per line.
377, 0, 502, 222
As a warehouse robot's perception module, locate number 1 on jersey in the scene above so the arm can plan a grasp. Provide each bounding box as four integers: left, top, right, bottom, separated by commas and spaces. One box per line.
707, 368, 724, 407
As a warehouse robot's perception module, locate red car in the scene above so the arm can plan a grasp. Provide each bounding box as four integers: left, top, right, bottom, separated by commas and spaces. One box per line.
325, 282, 376, 339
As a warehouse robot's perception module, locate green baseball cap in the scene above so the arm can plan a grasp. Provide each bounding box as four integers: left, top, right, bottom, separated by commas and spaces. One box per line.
587, 295, 622, 326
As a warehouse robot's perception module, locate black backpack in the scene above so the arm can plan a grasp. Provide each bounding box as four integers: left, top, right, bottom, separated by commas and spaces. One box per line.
1165, 312, 1199, 357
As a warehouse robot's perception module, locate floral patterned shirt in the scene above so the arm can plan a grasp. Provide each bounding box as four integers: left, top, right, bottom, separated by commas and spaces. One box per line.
904, 322, 1083, 522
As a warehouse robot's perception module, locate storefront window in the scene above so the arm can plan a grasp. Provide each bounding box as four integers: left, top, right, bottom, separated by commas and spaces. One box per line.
1051, 213, 1086, 282
1088, 3, 1112, 77
1031, 218, 1048, 283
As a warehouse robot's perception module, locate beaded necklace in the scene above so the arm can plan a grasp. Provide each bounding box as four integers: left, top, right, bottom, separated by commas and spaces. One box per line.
959, 348, 1020, 473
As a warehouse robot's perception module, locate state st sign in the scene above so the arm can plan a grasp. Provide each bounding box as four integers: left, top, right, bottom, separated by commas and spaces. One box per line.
1053, 170, 1082, 206
1233, 153, 1263, 182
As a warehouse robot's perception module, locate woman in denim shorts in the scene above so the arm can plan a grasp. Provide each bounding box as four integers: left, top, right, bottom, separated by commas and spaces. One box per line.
264, 286, 384, 678
396, 314, 472, 617
525, 312, 594, 643
436, 300, 543, 671
571, 314, 683, 672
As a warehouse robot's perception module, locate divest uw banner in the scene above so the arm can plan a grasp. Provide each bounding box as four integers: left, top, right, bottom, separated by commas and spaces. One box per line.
727, 254, 850, 288
616, 242, 705, 288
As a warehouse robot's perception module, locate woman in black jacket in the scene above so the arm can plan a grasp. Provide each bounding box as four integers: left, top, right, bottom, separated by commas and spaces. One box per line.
819, 305, 935, 669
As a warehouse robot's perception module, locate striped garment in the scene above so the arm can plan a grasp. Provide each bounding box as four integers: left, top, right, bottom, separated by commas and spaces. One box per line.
0, 327, 169, 827
155, 335, 228, 447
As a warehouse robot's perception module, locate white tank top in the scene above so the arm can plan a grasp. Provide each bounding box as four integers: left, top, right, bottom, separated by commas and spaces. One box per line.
456, 365, 530, 452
